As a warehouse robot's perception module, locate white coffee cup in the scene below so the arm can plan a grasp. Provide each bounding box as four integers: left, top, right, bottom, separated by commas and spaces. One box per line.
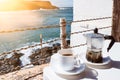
58, 49, 81, 71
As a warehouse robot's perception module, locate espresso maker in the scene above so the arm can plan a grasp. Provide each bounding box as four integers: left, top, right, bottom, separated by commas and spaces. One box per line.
84, 28, 115, 63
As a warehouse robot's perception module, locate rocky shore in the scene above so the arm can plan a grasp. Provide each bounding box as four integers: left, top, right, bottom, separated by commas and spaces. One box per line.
0, 52, 23, 75
0, 40, 70, 75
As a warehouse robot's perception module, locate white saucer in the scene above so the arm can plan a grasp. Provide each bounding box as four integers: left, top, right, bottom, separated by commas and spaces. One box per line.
84, 55, 111, 69
51, 62, 86, 76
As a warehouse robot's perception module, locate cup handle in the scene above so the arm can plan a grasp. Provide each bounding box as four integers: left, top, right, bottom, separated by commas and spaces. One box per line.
74, 54, 81, 67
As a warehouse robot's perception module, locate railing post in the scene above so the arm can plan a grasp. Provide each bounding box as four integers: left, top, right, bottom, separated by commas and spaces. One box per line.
40, 34, 42, 48
112, 0, 120, 42
60, 18, 67, 49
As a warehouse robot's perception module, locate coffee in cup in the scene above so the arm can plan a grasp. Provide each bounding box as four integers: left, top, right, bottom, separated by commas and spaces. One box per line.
58, 49, 81, 71
61, 53, 73, 56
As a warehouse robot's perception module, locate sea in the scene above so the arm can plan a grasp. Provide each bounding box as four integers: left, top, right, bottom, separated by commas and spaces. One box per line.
0, 7, 73, 53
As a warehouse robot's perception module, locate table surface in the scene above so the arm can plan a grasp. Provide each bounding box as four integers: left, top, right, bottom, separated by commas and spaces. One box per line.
43, 42, 120, 80
95, 42, 120, 80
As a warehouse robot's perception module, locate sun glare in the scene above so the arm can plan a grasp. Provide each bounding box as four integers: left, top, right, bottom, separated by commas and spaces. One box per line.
0, 0, 26, 11
0, 0, 9, 2
0, 0, 42, 31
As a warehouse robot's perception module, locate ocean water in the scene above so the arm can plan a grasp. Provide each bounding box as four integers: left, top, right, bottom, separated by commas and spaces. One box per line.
0, 7, 73, 53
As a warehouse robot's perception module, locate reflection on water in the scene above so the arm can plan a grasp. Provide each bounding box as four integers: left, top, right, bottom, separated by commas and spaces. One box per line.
0, 10, 43, 31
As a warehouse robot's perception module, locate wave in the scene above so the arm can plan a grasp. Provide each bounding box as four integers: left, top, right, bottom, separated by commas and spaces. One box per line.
59, 7, 73, 10
39, 8, 58, 11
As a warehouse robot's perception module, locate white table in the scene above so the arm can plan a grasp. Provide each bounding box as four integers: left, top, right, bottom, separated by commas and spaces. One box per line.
43, 42, 120, 80
96, 42, 120, 80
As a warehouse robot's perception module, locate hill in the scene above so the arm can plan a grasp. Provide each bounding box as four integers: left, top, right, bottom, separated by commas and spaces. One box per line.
0, 0, 58, 11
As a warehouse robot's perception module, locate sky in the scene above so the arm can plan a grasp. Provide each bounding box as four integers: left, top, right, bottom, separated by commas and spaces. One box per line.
50, 0, 73, 7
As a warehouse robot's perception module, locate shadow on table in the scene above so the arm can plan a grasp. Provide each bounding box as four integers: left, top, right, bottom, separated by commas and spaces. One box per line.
111, 60, 120, 69
84, 66, 98, 80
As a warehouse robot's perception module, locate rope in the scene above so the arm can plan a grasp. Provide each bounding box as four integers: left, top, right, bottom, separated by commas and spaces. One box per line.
24, 72, 43, 80
0, 25, 60, 33
71, 16, 112, 23
71, 26, 111, 35
70, 43, 87, 48
0, 16, 111, 33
